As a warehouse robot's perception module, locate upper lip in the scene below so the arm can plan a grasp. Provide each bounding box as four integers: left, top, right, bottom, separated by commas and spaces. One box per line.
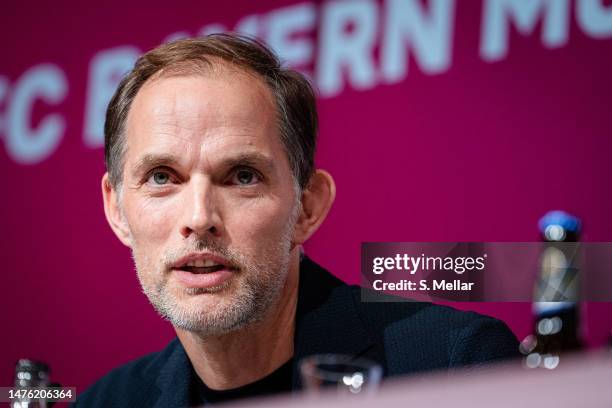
171, 253, 235, 270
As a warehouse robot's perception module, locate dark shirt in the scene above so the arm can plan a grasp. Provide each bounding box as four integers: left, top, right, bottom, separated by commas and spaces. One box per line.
191, 359, 293, 406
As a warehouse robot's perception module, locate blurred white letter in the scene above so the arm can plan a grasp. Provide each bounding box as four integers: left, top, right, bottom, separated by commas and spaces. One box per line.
381, 0, 455, 83
481, 0, 569, 62
316, 0, 378, 97
83, 46, 139, 148
6, 64, 67, 164
236, 14, 259, 37
577, 0, 612, 38
266, 2, 316, 68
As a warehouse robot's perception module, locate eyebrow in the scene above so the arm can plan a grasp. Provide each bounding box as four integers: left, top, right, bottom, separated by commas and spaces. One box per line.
221, 152, 276, 174
131, 153, 182, 177
130, 151, 276, 178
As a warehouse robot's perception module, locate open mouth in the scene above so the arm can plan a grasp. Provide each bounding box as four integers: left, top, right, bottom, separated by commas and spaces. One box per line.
170, 254, 236, 288
180, 265, 225, 274
174, 258, 232, 274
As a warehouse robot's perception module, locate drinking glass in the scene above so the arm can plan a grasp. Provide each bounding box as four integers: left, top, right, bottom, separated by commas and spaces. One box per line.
299, 354, 382, 396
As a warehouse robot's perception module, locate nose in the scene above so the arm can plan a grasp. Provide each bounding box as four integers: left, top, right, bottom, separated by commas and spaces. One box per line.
179, 176, 223, 239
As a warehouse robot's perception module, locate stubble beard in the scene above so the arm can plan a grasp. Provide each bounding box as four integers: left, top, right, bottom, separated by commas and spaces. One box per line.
132, 199, 301, 337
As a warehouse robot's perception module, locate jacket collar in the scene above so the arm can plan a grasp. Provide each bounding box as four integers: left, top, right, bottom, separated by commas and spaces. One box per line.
153, 337, 193, 408
152, 255, 380, 406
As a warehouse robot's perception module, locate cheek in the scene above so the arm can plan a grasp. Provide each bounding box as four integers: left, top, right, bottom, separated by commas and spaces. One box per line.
226, 196, 294, 245
124, 195, 178, 244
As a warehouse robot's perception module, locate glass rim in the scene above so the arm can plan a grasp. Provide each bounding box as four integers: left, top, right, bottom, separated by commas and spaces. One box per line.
299, 353, 383, 381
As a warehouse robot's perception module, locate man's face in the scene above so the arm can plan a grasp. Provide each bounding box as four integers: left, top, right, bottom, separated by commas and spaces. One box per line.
113, 65, 301, 335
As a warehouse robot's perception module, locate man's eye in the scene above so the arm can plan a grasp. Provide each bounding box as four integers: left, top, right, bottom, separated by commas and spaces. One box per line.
233, 168, 259, 186
148, 171, 171, 185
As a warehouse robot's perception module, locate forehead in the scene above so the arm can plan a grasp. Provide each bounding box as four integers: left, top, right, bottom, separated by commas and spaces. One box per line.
124, 63, 283, 165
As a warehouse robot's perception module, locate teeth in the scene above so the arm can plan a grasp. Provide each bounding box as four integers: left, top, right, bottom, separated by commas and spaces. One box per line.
185, 259, 221, 268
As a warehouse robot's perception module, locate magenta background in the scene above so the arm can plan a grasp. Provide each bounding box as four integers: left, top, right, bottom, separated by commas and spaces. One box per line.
2, 0, 612, 394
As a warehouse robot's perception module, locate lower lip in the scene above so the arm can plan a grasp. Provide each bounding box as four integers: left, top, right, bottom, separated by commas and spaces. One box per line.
171, 268, 234, 289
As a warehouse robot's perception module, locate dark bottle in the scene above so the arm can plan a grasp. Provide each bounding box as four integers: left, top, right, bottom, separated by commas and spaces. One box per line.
520, 211, 582, 369
12, 359, 50, 408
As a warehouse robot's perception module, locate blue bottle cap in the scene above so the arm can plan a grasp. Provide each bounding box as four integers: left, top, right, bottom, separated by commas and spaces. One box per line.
538, 210, 582, 234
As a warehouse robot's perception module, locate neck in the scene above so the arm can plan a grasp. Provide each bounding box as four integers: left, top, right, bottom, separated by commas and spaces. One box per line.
176, 249, 300, 390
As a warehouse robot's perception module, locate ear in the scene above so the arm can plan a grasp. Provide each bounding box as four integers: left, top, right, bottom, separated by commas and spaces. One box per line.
293, 169, 336, 245
102, 173, 133, 247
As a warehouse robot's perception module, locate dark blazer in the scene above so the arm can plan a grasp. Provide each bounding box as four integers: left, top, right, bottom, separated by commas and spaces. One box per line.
75, 255, 519, 407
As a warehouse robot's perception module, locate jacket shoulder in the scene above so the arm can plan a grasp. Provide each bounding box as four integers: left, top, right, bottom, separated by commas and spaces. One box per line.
346, 286, 520, 374
74, 341, 177, 408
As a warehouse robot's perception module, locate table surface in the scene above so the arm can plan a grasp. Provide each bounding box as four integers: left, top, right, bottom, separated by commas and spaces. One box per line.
226, 352, 612, 408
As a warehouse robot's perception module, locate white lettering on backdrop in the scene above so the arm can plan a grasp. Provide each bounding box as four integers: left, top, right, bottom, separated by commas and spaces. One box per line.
1, 0, 611, 164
